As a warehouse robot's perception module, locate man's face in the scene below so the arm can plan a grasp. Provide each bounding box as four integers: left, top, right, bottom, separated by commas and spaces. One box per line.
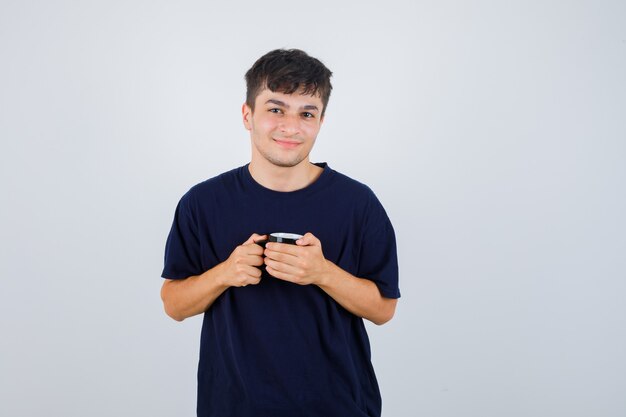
242, 88, 324, 168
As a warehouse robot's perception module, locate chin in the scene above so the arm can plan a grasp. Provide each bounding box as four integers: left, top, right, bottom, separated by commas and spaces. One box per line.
271, 160, 302, 168
265, 155, 307, 168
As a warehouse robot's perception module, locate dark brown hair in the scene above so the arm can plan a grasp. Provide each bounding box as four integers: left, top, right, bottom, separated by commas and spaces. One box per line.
245, 49, 333, 116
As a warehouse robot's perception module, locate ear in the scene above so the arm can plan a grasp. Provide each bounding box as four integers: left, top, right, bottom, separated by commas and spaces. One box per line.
242, 103, 252, 131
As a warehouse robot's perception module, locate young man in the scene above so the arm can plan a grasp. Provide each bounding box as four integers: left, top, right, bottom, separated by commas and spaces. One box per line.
161, 49, 400, 417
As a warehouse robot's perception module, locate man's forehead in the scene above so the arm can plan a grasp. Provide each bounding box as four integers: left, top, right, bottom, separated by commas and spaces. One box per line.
256, 88, 323, 107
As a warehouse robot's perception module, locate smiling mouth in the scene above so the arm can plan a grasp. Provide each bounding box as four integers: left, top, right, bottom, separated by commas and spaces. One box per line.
273, 138, 301, 147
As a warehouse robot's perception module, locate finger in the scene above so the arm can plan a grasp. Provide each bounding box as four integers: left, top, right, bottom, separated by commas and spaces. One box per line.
246, 244, 265, 256
264, 265, 289, 282
264, 257, 301, 276
242, 238, 266, 255
244, 233, 266, 245
233, 243, 263, 258
242, 264, 262, 279
253, 234, 268, 245
264, 249, 300, 268
237, 274, 262, 287
229, 264, 262, 287
296, 232, 320, 247
236, 248, 264, 265
266, 265, 303, 284
265, 241, 301, 256
246, 254, 264, 267
264, 262, 298, 283
248, 276, 261, 286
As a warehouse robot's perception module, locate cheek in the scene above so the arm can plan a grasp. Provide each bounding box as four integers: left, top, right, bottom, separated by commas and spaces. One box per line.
302, 125, 320, 139
255, 118, 278, 135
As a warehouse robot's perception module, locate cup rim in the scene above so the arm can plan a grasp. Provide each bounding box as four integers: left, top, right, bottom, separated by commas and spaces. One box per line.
270, 232, 303, 240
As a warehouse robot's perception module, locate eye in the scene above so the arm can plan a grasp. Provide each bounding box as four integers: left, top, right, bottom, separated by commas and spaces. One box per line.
302, 112, 314, 119
269, 108, 282, 114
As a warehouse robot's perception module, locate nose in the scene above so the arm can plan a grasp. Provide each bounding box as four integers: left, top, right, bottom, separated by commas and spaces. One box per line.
278, 114, 300, 136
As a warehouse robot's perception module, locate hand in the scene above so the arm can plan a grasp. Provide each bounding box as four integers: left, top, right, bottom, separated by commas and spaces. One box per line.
220, 233, 267, 287
263, 232, 331, 286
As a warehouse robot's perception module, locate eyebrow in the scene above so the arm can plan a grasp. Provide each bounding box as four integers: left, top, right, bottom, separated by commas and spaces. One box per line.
265, 99, 319, 112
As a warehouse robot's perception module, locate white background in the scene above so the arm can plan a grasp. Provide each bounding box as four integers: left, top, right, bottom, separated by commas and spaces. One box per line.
1, 1, 625, 416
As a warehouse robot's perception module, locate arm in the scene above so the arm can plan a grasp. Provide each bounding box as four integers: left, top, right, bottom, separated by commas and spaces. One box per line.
161, 233, 266, 321
263, 233, 398, 325
317, 262, 397, 325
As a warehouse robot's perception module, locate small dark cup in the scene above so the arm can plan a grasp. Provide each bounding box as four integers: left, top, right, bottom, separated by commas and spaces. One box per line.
268, 232, 304, 245
255, 232, 303, 276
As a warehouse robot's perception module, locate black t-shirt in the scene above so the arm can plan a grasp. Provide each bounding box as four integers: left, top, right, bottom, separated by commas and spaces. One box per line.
162, 163, 400, 417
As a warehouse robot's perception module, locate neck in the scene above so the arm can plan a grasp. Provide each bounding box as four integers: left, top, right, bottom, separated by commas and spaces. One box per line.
248, 159, 323, 192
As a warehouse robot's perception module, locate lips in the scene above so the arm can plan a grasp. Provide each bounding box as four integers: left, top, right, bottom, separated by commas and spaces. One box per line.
273, 138, 301, 148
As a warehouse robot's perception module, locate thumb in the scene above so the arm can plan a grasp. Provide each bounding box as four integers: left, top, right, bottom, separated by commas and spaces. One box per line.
296, 232, 320, 247
245, 233, 267, 245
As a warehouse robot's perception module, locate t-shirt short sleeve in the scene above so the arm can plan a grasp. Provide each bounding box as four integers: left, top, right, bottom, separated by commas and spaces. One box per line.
161, 191, 204, 279
357, 191, 401, 299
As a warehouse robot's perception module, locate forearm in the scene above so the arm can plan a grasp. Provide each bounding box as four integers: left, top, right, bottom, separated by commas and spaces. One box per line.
317, 262, 397, 325
161, 262, 230, 321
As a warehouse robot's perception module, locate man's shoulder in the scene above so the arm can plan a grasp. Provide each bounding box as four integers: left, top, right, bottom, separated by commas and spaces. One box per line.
323, 165, 391, 222
178, 165, 245, 208
187, 165, 244, 194
325, 165, 378, 200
